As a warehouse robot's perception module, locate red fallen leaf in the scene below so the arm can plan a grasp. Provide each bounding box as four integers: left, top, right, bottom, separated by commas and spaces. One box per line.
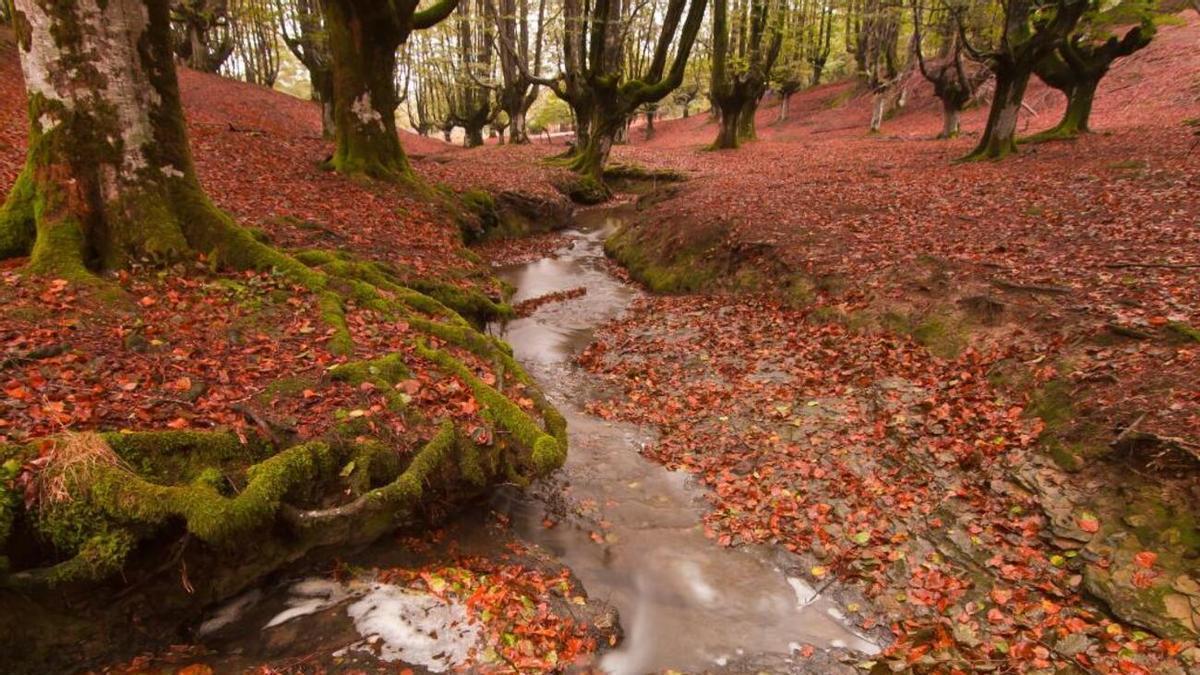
1133, 551, 1157, 569
302, 389, 318, 399
139, 295, 157, 307
986, 608, 1007, 624
397, 379, 421, 395
1078, 516, 1100, 533
4, 385, 27, 400
167, 417, 190, 429
990, 588, 1013, 606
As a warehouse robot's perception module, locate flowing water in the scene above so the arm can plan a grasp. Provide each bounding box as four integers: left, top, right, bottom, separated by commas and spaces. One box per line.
196, 206, 879, 673
480, 206, 878, 673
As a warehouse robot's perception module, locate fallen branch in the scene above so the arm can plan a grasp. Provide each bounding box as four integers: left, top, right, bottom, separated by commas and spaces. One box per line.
990, 277, 1073, 295
1102, 261, 1200, 270
0, 343, 70, 371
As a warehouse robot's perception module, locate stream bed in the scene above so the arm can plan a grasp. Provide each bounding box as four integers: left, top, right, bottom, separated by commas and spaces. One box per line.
195, 206, 879, 673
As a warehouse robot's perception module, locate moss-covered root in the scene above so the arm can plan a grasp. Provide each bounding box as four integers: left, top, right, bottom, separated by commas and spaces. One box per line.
416, 340, 566, 475
3, 432, 340, 588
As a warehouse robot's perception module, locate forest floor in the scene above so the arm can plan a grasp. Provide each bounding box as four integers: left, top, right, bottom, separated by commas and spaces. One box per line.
1, 10, 1199, 675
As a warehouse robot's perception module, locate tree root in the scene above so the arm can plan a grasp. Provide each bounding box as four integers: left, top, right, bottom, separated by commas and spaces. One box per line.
2, 177, 564, 626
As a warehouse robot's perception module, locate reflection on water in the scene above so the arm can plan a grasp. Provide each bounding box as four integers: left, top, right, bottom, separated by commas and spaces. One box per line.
485, 206, 879, 673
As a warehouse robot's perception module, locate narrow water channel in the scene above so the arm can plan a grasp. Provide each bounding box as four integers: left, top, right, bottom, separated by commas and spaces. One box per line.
194, 206, 879, 673
480, 206, 878, 673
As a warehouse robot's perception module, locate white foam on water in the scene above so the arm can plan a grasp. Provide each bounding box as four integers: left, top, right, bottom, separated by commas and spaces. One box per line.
198, 589, 263, 637
264, 577, 352, 629
787, 577, 817, 606
346, 583, 480, 672
677, 560, 718, 605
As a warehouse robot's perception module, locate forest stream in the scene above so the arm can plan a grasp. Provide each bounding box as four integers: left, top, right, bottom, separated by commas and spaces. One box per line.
193, 206, 879, 673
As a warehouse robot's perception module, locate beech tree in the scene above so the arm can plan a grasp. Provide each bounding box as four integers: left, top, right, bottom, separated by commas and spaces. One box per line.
0, 0, 302, 276
710, 0, 785, 148
1031, 8, 1154, 139
958, 0, 1088, 159
487, 0, 548, 143
446, 0, 497, 147
171, 0, 236, 72
278, 0, 335, 137
912, 0, 990, 138
530, 0, 709, 182
322, 0, 460, 179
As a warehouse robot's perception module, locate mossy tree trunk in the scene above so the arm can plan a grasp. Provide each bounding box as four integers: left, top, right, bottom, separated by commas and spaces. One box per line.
1030, 21, 1154, 140
323, 0, 459, 179
536, 0, 707, 184
713, 98, 742, 149
737, 95, 761, 141
1, 0, 265, 276
709, 0, 783, 149
941, 99, 961, 139
324, 0, 410, 179
961, 0, 1087, 160
966, 64, 1030, 159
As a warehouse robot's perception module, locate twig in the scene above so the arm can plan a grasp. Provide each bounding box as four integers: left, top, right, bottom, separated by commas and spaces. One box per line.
1102, 261, 1200, 270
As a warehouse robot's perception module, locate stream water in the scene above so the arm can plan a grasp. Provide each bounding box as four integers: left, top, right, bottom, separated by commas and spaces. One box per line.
480, 207, 877, 673
195, 206, 878, 673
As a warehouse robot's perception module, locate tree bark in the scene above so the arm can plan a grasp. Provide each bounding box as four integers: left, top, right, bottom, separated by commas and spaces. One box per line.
940, 99, 961, 139
966, 66, 1030, 160
1, 0, 261, 276
713, 100, 741, 149
869, 94, 886, 133
324, 0, 410, 179
737, 96, 759, 141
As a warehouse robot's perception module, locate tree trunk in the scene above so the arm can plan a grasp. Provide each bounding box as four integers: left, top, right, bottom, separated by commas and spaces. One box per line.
508, 108, 529, 144
464, 124, 485, 148
713, 101, 741, 149
312, 68, 336, 140
1053, 77, 1097, 135
965, 65, 1030, 160
644, 109, 656, 140
869, 94, 886, 133
324, 0, 409, 179
737, 97, 758, 141
1, 0, 262, 277
939, 99, 960, 139
568, 115, 620, 182
778, 94, 791, 123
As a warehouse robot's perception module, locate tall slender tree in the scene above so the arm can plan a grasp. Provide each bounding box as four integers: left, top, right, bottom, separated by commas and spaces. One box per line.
278, 0, 335, 137
487, 0, 548, 143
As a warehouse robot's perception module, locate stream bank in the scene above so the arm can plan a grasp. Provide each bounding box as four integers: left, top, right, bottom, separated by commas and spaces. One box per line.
170, 202, 882, 674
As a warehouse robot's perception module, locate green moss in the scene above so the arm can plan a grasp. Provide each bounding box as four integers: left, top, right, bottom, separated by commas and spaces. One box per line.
1027, 379, 1075, 433
417, 340, 566, 476
1165, 321, 1200, 344
910, 316, 967, 359
0, 168, 36, 260
556, 175, 610, 205
329, 352, 412, 386
403, 279, 511, 324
